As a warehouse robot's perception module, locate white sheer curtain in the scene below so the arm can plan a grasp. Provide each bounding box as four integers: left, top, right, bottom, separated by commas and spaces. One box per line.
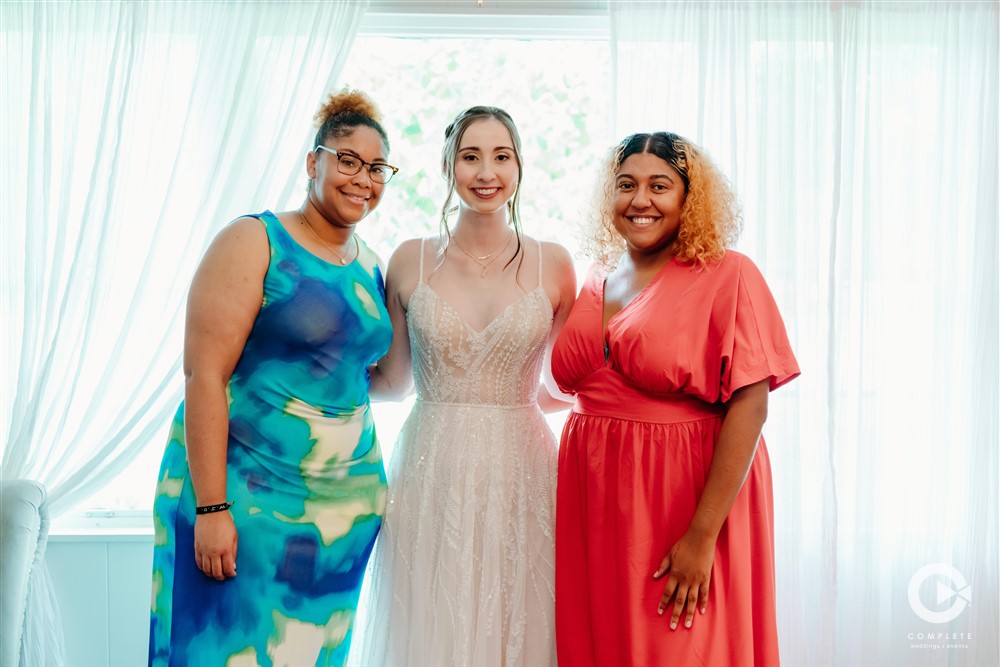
1, 0, 369, 663
610, 1, 998, 665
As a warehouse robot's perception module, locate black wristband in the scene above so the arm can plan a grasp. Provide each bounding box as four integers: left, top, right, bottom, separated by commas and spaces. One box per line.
195, 501, 234, 515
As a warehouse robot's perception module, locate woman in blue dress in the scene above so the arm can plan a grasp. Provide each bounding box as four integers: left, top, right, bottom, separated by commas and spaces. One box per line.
149, 89, 398, 667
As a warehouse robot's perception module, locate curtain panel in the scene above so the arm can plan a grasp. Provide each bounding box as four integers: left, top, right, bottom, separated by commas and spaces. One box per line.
610, 1, 998, 665
1, 1, 370, 663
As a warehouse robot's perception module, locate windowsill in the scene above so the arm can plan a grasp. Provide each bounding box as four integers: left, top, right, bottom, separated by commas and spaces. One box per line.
360, 2, 609, 39
359, 12, 609, 39
49, 509, 154, 541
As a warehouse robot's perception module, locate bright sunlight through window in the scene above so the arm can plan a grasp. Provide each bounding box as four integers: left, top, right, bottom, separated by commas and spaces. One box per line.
73, 36, 611, 517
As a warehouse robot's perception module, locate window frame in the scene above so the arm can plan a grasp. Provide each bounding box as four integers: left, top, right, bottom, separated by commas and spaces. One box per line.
50, 5, 612, 535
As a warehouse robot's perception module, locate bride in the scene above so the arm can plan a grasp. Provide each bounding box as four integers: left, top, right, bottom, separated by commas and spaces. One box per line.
357, 106, 577, 666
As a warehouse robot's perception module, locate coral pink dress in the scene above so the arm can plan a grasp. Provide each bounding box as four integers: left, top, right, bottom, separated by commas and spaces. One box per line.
552, 251, 799, 667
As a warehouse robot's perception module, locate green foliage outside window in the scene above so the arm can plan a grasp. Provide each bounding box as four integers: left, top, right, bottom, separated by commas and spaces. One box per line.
339, 38, 611, 260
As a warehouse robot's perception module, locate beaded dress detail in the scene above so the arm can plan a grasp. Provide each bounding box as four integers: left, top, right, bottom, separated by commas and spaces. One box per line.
356, 238, 558, 667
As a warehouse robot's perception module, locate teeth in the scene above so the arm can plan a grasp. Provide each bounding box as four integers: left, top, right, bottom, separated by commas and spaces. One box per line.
631, 217, 657, 225
473, 188, 499, 195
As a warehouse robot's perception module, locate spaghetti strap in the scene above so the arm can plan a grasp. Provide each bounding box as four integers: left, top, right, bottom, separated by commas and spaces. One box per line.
418, 238, 426, 284
536, 238, 543, 285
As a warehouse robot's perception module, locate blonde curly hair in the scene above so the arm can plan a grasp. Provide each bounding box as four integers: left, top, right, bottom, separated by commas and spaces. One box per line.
581, 132, 742, 269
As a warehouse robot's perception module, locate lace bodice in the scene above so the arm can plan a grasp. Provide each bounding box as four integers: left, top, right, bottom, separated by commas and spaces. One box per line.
406, 240, 553, 406
356, 237, 559, 667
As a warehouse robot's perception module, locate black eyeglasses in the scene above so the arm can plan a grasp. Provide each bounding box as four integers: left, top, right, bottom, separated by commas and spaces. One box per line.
314, 145, 399, 184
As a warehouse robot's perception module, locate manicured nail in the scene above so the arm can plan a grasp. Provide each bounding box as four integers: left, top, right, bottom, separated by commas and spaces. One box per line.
670, 621, 677, 630
700, 606, 706, 614
658, 607, 664, 615
685, 619, 692, 628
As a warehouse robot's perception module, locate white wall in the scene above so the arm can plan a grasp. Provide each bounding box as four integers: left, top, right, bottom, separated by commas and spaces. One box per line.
47, 535, 153, 667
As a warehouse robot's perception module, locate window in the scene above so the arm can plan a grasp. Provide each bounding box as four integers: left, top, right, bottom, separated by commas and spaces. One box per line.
69, 33, 610, 517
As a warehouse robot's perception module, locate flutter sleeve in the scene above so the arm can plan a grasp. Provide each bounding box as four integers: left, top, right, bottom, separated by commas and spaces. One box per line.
551, 264, 605, 396
719, 254, 800, 402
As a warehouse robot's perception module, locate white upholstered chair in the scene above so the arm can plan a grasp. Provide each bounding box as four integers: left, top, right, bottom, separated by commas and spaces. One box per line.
0, 479, 50, 667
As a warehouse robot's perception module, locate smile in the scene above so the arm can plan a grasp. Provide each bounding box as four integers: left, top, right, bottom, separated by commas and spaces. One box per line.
472, 187, 501, 197
629, 216, 659, 226
342, 192, 369, 205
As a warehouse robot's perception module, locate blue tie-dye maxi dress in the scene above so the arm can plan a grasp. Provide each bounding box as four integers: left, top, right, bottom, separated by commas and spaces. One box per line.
149, 211, 392, 667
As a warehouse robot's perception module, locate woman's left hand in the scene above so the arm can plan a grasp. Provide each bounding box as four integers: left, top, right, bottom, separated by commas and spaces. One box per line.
653, 531, 716, 630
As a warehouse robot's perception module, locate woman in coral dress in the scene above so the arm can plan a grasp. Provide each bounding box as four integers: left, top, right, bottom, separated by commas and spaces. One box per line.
552, 132, 799, 667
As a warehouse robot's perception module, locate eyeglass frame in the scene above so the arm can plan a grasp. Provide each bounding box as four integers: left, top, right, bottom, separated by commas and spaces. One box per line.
314, 145, 399, 184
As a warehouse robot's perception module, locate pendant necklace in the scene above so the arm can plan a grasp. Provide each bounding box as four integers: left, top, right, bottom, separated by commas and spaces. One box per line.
450, 229, 514, 278
299, 212, 356, 265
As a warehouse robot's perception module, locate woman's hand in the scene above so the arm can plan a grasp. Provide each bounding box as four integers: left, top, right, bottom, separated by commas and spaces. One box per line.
651, 380, 770, 630
194, 512, 239, 581
183, 217, 265, 582
653, 531, 716, 630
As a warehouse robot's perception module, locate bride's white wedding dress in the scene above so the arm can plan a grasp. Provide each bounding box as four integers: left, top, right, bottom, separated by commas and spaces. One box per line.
357, 238, 558, 667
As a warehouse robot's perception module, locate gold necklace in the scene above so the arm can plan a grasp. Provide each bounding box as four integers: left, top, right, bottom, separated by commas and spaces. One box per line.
449, 229, 514, 278
298, 212, 356, 265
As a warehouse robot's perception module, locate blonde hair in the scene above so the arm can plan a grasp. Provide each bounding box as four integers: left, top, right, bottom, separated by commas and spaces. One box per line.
582, 132, 742, 269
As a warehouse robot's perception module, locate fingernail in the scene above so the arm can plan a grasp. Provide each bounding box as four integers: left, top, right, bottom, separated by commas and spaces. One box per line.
700, 606, 706, 614
685, 619, 692, 628
670, 621, 677, 630
658, 607, 664, 615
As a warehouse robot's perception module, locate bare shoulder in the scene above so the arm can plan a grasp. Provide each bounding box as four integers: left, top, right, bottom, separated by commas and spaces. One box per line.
386, 236, 436, 303
211, 216, 268, 251
519, 235, 570, 262
201, 216, 269, 273
523, 237, 577, 307
188, 216, 269, 323
538, 239, 574, 267
389, 237, 425, 263
533, 238, 576, 284
387, 237, 432, 276
220, 215, 268, 240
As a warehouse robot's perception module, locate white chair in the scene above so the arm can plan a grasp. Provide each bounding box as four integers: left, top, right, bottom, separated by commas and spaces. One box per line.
0, 479, 49, 667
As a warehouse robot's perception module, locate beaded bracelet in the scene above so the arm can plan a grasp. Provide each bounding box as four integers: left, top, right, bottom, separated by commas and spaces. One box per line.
195, 501, 234, 515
